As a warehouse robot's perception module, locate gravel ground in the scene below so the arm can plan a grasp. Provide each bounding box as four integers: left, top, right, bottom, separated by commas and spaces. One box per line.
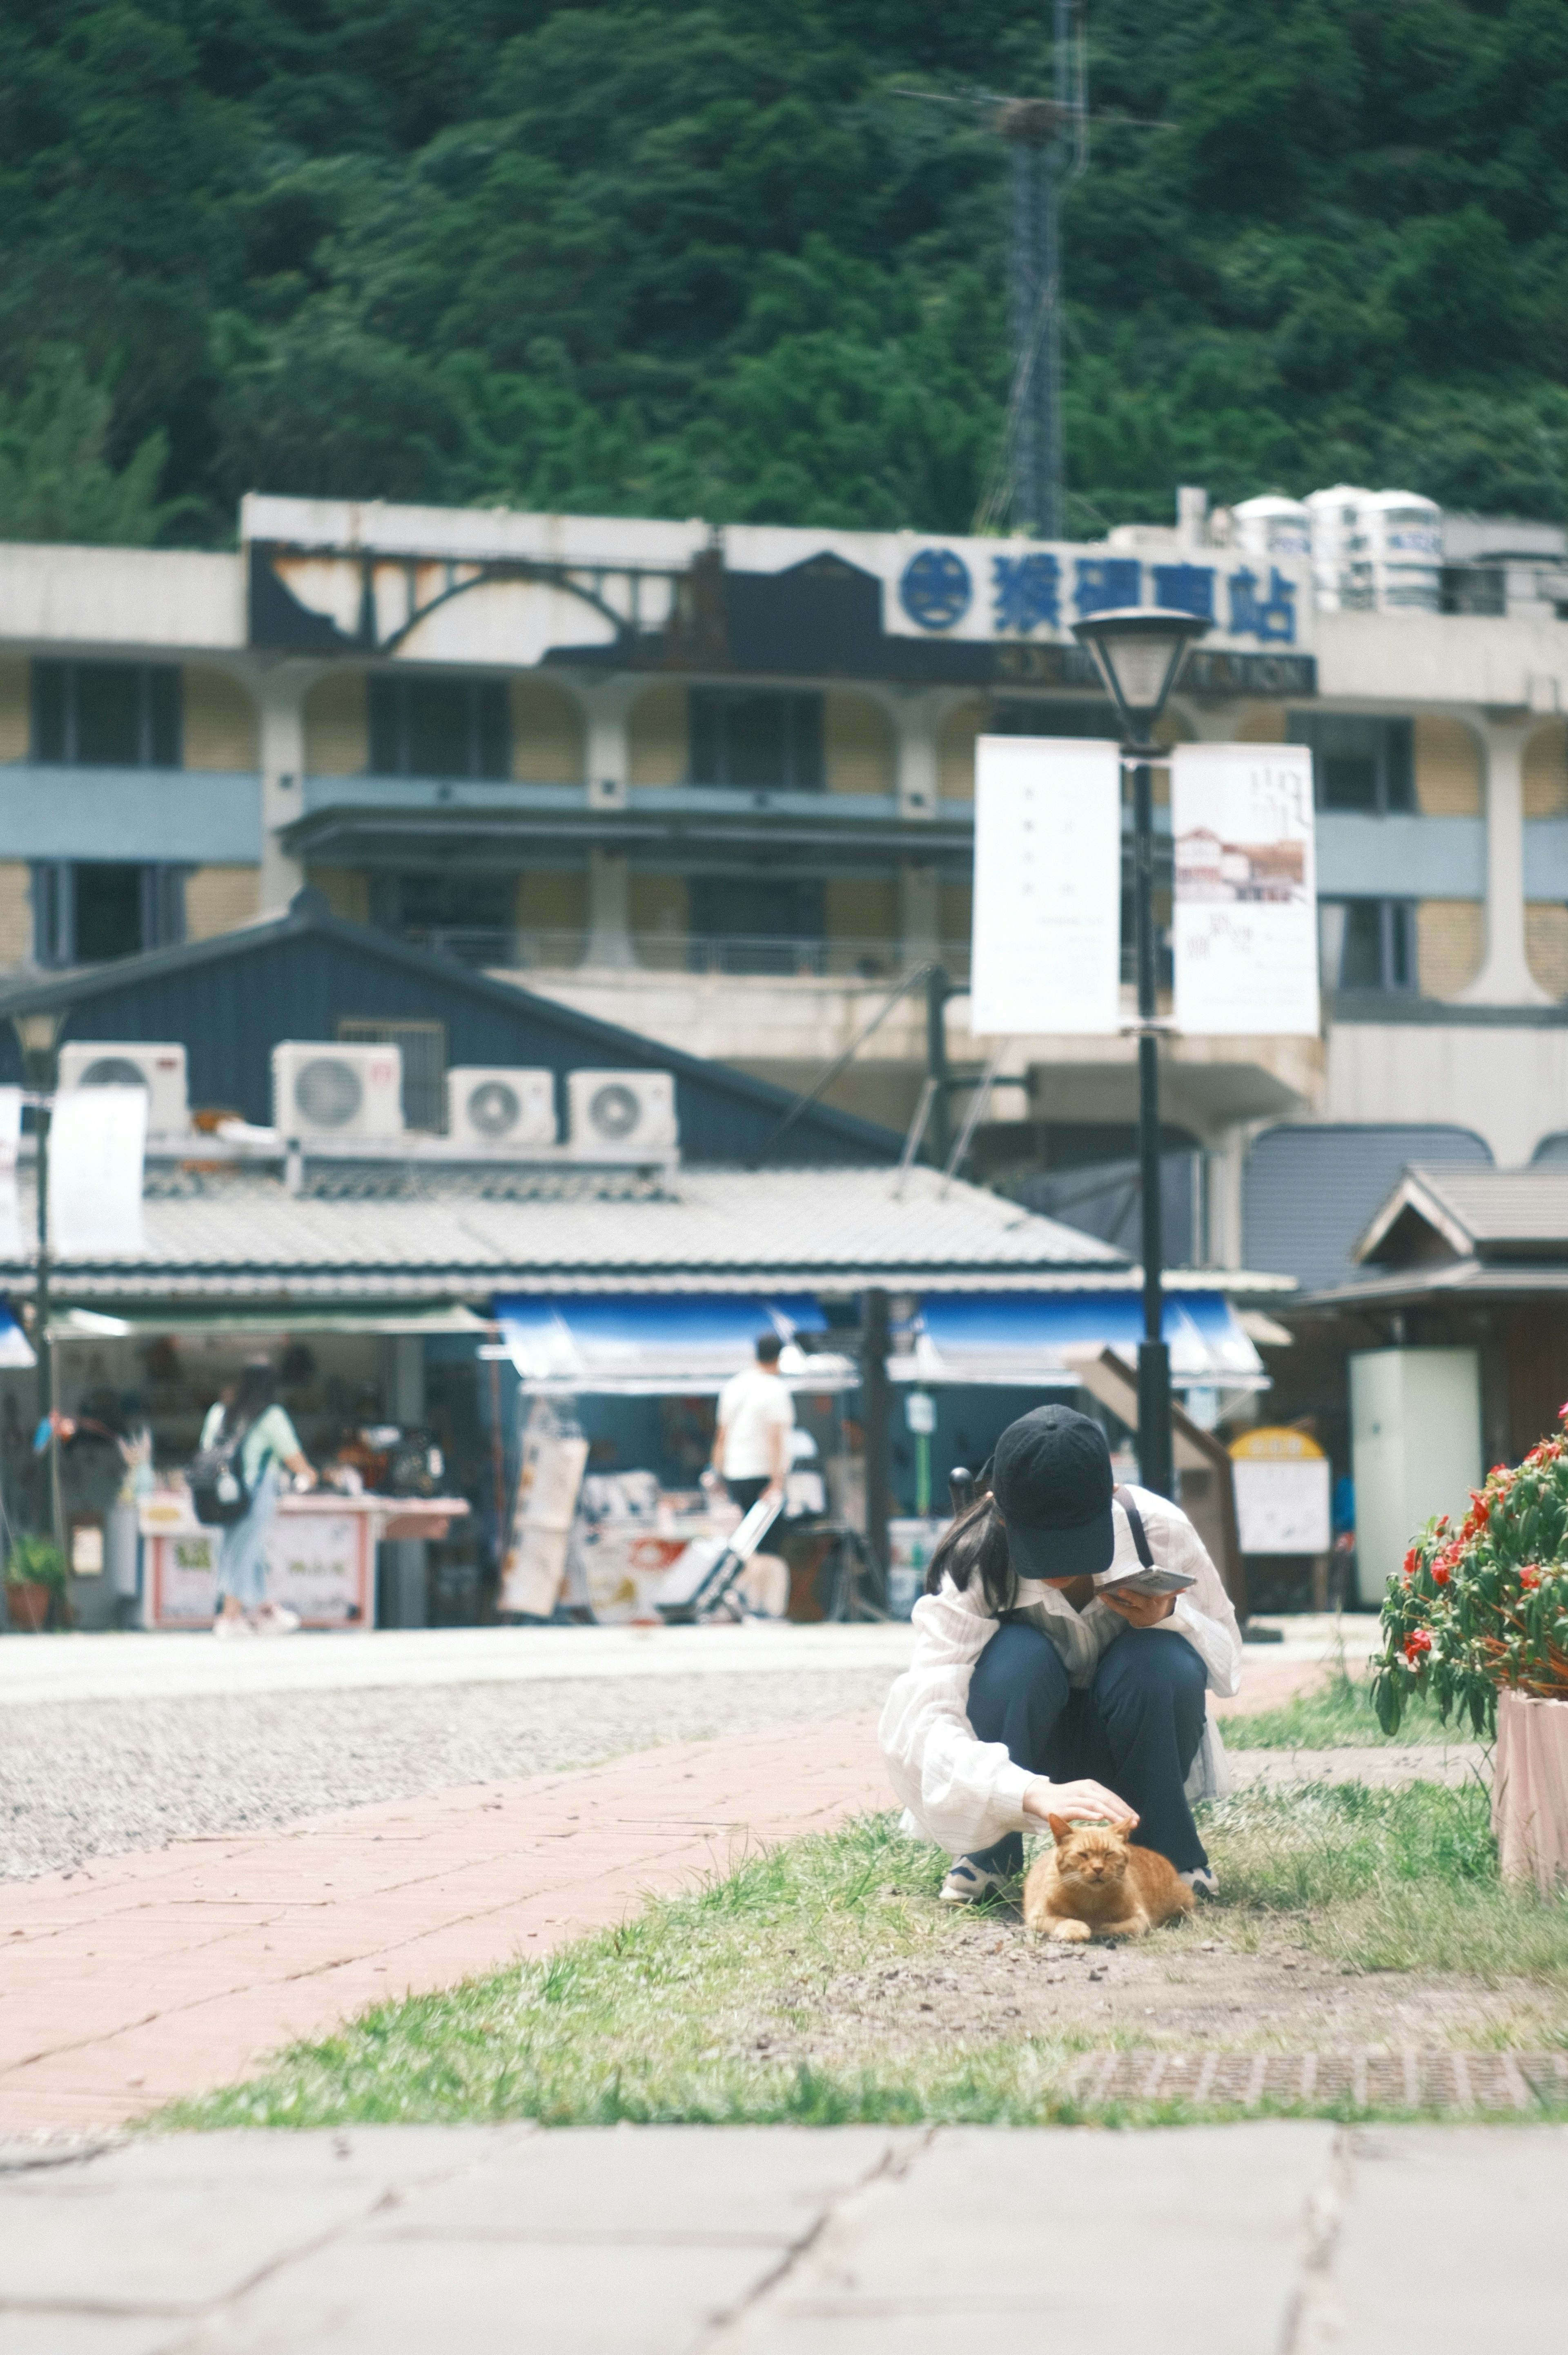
0, 1667, 894, 1882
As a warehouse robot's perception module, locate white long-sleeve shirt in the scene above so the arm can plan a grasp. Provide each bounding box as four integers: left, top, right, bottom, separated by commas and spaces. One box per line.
878, 1484, 1243, 1857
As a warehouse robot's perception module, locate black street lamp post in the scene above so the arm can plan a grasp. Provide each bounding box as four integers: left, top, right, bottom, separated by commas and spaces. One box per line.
11, 1003, 65, 1546
1070, 607, 1209, 1498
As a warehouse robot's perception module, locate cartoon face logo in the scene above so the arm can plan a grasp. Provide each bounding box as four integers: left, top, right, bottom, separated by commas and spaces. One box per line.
899, 547, 972, 631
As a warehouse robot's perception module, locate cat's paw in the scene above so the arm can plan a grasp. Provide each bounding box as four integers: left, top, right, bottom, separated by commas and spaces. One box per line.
1047, 1918, 1091, 1943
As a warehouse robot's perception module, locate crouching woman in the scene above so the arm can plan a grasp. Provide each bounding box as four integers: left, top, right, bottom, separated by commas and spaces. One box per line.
880, 1404, 1241, 1903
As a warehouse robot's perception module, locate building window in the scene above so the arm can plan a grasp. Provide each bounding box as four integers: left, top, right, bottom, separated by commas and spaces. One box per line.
688, 689, 824, 790
371, 871, 517, 968
1319, 897, 1416, 992
368, 675, 510, 780
989, 697, 1119, 739
337, 1017, 448, 1132
31, 863, 186, 967
687, 874, 825, 972
31, 662, 181, 767
1290, 714, 1414, 813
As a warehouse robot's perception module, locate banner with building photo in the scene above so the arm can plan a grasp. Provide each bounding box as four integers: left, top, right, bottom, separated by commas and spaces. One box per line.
971, 736, 1122, 1037
1171, 743, 1319, 1036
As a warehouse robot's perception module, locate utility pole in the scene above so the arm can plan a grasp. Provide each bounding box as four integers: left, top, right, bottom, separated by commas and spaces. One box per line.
970, 2, 1089, 539
924, 964, 951, 1166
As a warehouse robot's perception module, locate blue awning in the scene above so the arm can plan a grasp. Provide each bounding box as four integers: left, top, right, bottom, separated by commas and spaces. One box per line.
492, 1291, 855, 1394
889, 1291, 1266, 1392
0, 1299, 35, 1371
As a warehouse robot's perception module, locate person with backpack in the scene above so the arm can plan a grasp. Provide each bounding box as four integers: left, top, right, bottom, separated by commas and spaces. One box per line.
879, 1403, 1242, 1903
199, 1361, 316, 1639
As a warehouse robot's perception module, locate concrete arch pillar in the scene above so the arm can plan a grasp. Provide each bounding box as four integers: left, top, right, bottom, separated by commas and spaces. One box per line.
1457, 714, 1550, 1006
255, 663, 321, 911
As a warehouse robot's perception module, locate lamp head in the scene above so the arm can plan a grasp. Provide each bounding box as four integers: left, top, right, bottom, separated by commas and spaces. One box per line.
11, 1008, 63, 1059
1070, 606, 1209, 743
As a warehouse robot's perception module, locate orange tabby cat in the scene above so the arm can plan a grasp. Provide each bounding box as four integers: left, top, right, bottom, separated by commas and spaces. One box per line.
1022, 1815, 1195, 1942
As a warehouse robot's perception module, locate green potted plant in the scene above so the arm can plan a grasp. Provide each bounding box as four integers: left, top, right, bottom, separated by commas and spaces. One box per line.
4, 1534, 68, 1632
1373, 1418, 1568, 1889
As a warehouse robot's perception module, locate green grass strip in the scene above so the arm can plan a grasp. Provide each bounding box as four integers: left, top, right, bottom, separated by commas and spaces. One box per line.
1222, 1664, 1459, 1749
164, 1780, 1568, 2134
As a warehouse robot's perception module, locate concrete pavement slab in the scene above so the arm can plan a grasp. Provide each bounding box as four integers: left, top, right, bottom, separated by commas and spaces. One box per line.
2, 2123, 1557, 2353
734, 2122, 1338, 2353
0, 2126, 535, 2313
1303, 2125, 1568, 2354
361, 2125, 915, 2246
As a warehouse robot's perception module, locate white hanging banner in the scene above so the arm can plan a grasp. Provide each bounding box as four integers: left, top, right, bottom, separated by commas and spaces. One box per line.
971, 735, 1122, 1035
48, 1086, 147, 1257
1172, 742, 1319, 1036
0, 1087, 20, 1258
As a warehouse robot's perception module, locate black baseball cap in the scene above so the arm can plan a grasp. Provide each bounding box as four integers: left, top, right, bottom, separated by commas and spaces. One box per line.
989, 1404, 1115, 1581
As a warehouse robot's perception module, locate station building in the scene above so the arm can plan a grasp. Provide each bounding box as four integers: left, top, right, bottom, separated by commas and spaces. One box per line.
1, 488, 1566, 1307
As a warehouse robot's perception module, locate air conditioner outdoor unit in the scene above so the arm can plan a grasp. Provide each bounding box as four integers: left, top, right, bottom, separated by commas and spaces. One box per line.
566, 1069, 678, 1157
272, 1042, 404, 1142
446, 1067, 557, 1151
57, 1042, 189, 1137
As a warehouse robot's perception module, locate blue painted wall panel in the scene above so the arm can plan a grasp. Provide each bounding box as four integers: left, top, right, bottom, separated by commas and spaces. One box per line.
1524, 821, 1568, 899
1315, 814, 1485, 899
0, 766, 262, 863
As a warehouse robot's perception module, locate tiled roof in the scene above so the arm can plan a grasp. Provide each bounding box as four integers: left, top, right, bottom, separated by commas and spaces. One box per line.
1355, 1164, 1568, 1268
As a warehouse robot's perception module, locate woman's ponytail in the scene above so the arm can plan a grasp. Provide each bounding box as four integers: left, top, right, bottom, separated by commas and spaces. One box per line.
923, 1486, 1015, 1616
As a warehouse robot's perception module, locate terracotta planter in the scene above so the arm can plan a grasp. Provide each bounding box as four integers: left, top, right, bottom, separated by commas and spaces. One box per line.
4, 1579, 56, 1632
1493, 1689, 1568, 1892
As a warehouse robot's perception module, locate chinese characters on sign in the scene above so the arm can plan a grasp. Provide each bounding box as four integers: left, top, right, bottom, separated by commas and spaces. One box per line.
971, 736, 1122, 1037
1172, 742, 1319, 1037
896, 546, 1297, 645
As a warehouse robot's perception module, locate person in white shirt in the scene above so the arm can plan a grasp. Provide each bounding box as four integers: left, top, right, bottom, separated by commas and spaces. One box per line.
879, 1402, 1242, 1904
710, 1334, 795, 1515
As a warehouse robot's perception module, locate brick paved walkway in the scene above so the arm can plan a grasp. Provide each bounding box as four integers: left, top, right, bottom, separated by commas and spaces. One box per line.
1063, 2045, 1568, 2113
0, 1713, 886, 2135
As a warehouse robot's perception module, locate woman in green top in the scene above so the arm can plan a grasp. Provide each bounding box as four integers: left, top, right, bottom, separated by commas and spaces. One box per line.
200, 1360, 315, 1637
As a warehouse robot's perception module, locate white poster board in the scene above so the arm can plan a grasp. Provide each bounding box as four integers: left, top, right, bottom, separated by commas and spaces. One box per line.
48, 1086, 147, 1255
1172, 743, 1319, 1036
499, 1402, 590, 1617
1232, 1457, 1332, 1554
0, 1088, 20, 1258
971, 736, 1122, 1035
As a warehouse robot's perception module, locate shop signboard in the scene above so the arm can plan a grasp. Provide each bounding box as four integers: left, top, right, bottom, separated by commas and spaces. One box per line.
1171, 743, 1319, 1036
1229, 1426, 1331, 1555
971, 736, 1122, 1036
140, 1496, 376, 1626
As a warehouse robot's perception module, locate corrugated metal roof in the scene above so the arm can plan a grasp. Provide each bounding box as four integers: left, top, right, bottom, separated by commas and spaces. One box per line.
1243, 1122, 1493, 1292
2, 1164, 1152, 1301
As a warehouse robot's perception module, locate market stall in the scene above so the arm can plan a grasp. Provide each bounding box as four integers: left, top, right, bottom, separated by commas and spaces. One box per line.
136, 1487, 465, 1629
490, 1292, 862, 1622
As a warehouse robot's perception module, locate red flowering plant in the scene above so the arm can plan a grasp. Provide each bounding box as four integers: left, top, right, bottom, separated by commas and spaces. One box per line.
1372, 1416, 1568, 1734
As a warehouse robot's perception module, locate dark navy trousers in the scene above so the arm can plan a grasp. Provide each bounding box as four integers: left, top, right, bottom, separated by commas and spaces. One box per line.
965, 1619, 1209, 1876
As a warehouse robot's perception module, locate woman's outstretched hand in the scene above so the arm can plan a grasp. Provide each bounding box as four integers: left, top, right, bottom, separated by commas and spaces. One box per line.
1022, 1777, 1138, 1833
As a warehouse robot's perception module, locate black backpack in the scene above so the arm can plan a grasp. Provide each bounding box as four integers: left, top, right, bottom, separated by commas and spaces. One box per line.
190, 1418, 252, 1526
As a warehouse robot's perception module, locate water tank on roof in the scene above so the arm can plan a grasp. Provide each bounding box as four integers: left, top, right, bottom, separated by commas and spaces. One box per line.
1232, 495, 1312, 560
1306, 486, 1441, 613
1306, 486, 1375, 611
1358, 489, 1442, 612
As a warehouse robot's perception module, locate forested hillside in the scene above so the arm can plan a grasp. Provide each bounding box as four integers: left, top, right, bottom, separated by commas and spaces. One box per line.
3, 0, 1566, 546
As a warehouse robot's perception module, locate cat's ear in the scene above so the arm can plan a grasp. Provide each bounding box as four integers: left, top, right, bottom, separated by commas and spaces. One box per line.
1047, 1814, 1074, 1845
